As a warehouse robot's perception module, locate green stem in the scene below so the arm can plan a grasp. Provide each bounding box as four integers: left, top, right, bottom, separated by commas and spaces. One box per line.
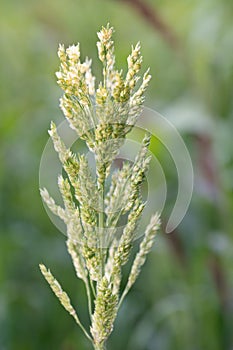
84, 279, 93, 317
93, 342, 106, 350
99, 180, 105, 276
99, 182, 104, 229
73, 314, 92, 342
97, 163, 106, 276
90, 277, 96, 298
118, 289, 127, 309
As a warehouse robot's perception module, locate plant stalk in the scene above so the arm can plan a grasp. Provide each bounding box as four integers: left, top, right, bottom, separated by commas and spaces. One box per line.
97, 164, 106, 276
94, 342, 106, 350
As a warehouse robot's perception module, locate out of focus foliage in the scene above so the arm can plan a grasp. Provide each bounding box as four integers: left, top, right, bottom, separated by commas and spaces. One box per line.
0, 0, 232, 349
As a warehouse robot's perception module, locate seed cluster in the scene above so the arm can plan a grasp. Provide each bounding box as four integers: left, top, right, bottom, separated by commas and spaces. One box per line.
40, 24, 160, 350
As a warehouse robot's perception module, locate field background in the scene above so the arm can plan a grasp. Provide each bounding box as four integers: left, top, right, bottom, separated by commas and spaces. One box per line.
0, 0, 233, 349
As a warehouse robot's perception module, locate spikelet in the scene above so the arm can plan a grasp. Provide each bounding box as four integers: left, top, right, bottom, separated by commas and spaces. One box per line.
97, 23, 115, 92
128, 69, 151, 125
40, 188, 66, 222
39, 264, 84, 329
123, 132, 151, 212
48, 121, 80, 185
91, 277, 118, 346
105, 132, 151, 230
58, 176, 75, 212
66, 239, 87, 281
125, 42, 142, 91
76, 154, 98, 208
111, 200, 145, 294
122, 213, 160, 300
81, 244, 102, 282
56, 44, 96, 146
105, 162, 131, 228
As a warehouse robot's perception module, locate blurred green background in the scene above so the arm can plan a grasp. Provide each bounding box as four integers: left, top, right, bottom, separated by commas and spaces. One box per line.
0, 0, 233, 349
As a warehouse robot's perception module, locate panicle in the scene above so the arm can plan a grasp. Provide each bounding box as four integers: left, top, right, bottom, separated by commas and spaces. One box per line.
40, 24, 159, 350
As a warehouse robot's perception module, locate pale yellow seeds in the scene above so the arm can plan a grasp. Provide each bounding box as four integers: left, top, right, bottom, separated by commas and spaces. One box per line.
96, 83, 108, 105
121, 213, 160, 300
66, 44, 80, 62
58, 176, 75, 212
97, 24, 115, 65
97, 24, 114, 44
126, 42, 142, 89
91, 277, 118, 346
82, 245, 102, 281
40, 188, 66, 222
40, 264, 80, 324
111, 200, 145, 294
67, 239, 87, 281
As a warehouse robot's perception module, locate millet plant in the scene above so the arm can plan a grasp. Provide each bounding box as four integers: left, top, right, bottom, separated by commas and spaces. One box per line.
40, 24, 160, 350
